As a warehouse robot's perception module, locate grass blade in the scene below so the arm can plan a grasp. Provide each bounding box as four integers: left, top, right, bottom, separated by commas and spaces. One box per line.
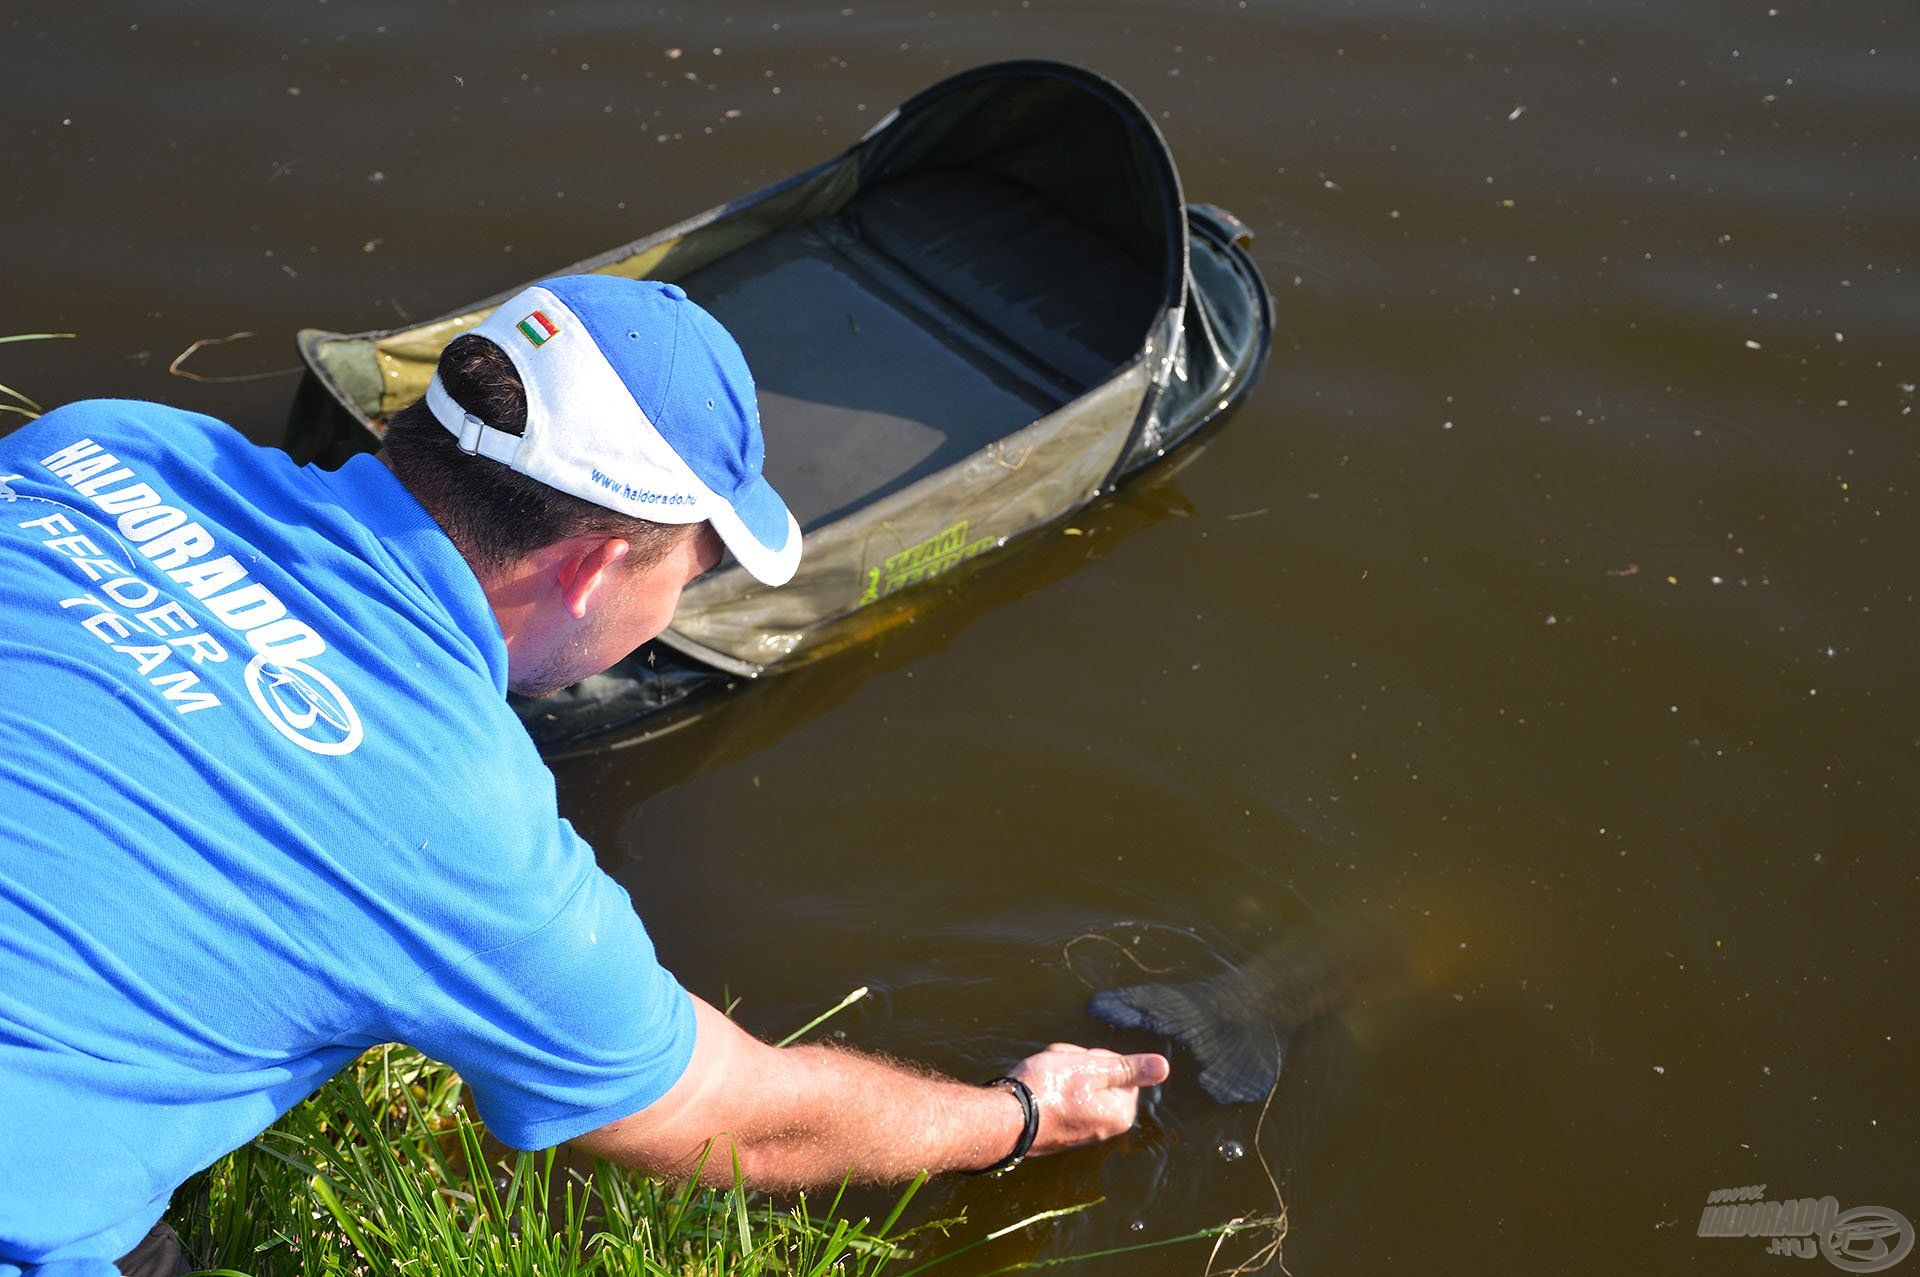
975, 1215, 1285, 1274
776, 986, 870, 1047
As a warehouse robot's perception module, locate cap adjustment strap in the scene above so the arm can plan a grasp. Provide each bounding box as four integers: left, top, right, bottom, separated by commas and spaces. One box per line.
426, 375, 524, 466
454, 413, 524, 466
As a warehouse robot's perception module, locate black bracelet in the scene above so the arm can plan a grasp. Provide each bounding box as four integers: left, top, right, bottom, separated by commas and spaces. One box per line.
967, 1076, 1040, 1176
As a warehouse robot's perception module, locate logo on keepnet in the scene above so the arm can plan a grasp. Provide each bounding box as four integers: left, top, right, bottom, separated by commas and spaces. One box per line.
517, 310, 559, 348
1698, 1186, 1913, 1272
245, 655, 363, 756
856, 518, 997, 607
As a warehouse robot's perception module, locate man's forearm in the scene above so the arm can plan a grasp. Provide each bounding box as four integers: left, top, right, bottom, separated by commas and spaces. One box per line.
695, 1043, 1022, 1187
573, 995, 1166, 1189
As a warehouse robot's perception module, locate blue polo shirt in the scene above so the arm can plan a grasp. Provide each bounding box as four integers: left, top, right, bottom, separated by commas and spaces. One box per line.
0, 401, 697, 1273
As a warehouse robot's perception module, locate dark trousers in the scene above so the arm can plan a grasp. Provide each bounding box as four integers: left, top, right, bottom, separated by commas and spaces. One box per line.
115, 1220, 191, 1277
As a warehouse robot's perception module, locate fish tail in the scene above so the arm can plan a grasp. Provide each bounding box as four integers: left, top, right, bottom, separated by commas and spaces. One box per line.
1088, 981, 1287, 1105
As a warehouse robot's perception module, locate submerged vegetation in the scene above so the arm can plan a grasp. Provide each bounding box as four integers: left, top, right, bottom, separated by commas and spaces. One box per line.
168, 1042, 1276, 1277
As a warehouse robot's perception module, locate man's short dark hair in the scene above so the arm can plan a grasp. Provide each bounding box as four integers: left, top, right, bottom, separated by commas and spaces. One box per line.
382, 334, 692, 578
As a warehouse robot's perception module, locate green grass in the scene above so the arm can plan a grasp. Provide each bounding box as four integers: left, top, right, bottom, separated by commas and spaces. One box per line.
165, 1044, 953, 1277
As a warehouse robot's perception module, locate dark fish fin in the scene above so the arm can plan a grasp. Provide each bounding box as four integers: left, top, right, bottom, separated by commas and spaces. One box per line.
1088, 983, 1288, 1105
1195, 1021, 1287, 1105
1087, 982, 1208, 1035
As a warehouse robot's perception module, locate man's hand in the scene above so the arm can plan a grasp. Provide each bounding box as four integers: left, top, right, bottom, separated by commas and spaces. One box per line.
1011, 1043, 1170, 1156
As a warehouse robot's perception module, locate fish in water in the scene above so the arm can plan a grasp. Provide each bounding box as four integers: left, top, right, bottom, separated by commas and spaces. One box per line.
1087, 925, 1403, 1104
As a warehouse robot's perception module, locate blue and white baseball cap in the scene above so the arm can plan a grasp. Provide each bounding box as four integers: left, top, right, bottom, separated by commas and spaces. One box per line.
424, 274, 802, 586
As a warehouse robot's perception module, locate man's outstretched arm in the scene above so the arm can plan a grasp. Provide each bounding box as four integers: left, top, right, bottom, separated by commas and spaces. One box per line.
570, 995, 1169, 1188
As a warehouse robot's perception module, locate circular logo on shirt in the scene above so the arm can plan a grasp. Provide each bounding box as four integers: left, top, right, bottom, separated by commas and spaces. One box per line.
244, 654, 363, 756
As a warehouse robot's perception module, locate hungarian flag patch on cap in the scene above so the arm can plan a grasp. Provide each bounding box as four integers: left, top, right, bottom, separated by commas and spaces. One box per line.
516, 310, 559, 347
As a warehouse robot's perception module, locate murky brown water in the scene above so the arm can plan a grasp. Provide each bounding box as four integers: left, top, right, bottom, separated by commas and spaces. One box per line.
6, 2, 1916, 1272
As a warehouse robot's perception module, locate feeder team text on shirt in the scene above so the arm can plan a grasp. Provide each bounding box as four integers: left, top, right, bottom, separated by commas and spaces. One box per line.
12, 435, 363, 753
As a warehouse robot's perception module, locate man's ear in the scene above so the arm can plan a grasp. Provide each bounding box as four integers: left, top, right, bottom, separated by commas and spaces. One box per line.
554, 536, 631, 620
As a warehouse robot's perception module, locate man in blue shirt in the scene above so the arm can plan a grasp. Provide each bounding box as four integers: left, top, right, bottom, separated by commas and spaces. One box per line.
0, 276, 1168, 1276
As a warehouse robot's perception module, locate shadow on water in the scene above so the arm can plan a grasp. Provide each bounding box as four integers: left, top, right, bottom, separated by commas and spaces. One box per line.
551, 453, 1207, 804
553, 423, 1469, 1269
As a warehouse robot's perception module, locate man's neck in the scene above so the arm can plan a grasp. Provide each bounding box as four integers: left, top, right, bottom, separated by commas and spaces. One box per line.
376, 447, 515, 646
